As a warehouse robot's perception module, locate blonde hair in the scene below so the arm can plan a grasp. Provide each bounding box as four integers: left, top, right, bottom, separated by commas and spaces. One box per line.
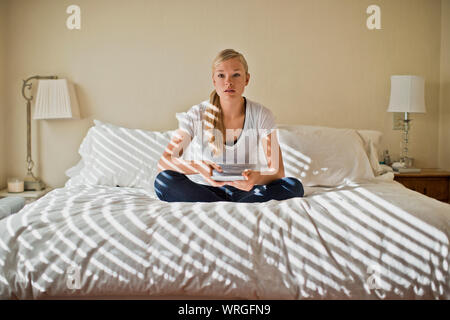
205, 49, 249, 156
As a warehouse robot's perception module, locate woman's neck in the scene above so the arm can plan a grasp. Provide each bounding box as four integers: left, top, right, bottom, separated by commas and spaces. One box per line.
220, 96, 245, 120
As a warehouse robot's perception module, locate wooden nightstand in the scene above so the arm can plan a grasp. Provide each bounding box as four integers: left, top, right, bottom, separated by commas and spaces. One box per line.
0, 187, 52, 204
394, 169, 450, 203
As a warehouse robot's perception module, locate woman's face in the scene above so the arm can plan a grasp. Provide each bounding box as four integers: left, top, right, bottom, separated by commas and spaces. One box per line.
212, 57, 250, 100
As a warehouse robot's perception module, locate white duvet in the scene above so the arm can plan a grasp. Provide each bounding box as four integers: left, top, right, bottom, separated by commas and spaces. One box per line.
0, 174, 449, 299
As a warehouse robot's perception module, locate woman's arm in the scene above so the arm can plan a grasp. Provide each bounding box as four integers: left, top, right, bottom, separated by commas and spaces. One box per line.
157, 129, 199, 175
255, 129, 285, 185
157, 129, 226, 187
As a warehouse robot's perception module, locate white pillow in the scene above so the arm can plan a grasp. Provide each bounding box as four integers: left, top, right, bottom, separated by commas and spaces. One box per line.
278, 124, 383, 176
65, 120, 175, 197
276, 125, 375, 187
65, 159, 84, 178
355, 130, 383, 176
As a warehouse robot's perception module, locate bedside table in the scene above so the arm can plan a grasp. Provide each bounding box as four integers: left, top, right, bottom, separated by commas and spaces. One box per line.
394, 169, 450, 203
0, 187, 52, 204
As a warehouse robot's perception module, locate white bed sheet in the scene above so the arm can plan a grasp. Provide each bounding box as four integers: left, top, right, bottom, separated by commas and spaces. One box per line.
0, 173, 449, 300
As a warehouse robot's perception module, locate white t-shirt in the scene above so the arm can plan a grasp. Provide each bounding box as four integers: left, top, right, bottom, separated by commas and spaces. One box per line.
175, 97, 277, 185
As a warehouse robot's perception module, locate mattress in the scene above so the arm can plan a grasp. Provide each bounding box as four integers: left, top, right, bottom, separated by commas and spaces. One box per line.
0, 173, 449, 299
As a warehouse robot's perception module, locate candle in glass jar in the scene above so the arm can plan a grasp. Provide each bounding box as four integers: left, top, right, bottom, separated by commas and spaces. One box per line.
7, 178, 24, 193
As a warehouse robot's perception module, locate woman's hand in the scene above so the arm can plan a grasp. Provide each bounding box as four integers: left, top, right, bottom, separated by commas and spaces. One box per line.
194, 160, 227, 187
227, 169, 260, 192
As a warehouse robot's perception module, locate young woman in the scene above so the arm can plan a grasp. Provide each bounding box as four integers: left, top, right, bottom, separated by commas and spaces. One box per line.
154, 49, 304, 202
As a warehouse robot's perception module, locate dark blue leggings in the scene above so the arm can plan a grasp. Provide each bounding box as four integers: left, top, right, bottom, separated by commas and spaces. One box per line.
154, 170, 304, 203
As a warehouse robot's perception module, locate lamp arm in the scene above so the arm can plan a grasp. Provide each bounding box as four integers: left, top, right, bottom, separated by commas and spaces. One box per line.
22, 75, 58, 101
21, 75, 58, 180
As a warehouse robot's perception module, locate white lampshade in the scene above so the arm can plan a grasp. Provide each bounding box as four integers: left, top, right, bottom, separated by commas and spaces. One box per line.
387, 75, 426, 113
34, 79, 80, 119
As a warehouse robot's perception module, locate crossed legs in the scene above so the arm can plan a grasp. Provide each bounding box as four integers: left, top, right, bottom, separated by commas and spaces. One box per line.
154, 170, 304, 203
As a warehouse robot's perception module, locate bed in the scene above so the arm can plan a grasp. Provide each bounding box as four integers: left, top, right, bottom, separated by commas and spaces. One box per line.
0, 121, 448, 300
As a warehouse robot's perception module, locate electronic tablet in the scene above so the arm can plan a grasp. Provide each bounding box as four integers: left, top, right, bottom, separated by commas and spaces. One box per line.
210, 175, 245, 181
210, 163, 258, 181
217, 163, 259, 173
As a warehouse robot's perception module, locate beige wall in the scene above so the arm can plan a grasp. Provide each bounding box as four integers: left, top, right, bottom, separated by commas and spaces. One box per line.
2, 0, 447, 188
0, 1, 7, 189
439, 0, 450, 171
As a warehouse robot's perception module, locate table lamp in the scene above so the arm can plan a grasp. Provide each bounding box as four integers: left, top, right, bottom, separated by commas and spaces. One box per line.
387, 75, 426, 168
21, 76, 80, 191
